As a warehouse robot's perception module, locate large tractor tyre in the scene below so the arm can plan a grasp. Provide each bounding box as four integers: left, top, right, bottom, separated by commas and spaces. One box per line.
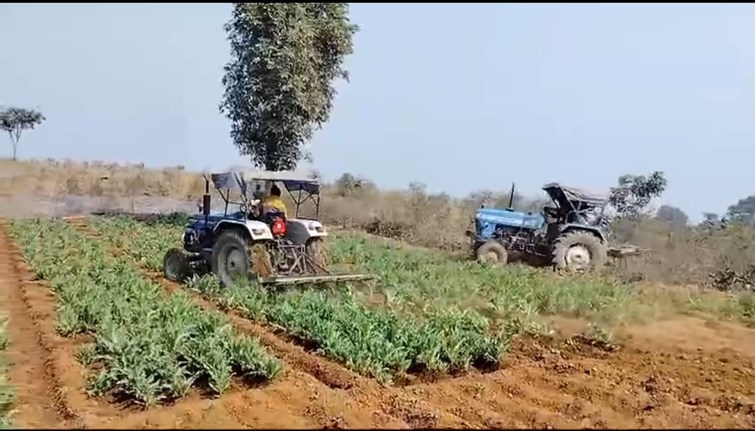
211, 231, 273, 287
305, 237, 330, 274
551, 230, 607, 273
163, 248, 191, 282
476, 241, 508, 267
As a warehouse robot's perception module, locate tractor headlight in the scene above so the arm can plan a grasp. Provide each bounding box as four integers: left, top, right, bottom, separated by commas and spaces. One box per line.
308, 222, 324, 233
182, 228, 197, 245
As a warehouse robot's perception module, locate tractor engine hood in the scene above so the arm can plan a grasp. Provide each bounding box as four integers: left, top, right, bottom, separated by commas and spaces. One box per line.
476, 208, 545, 230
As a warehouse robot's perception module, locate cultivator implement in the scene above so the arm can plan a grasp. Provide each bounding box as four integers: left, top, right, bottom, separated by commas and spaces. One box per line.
257, 273, 375, 286
606, 245, 650, 259
255, 242, 376, 286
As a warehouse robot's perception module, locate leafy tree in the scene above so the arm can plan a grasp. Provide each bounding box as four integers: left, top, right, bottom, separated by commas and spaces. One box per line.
333, 172, 375, 197
655, 204, 689, 227
726, 195, 755, 225
608, 171, 667, 219
220, 3, 358, 171
0, 106, 45, 160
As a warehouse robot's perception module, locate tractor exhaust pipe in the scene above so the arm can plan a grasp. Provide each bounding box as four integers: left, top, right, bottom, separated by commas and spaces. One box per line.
202, 176, 211, 224
508, 182, 516, 209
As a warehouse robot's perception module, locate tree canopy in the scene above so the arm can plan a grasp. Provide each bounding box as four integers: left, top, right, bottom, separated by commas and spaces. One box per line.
608, 171, 667, 219
220, 3, 358, 171
0, 106, 45, 160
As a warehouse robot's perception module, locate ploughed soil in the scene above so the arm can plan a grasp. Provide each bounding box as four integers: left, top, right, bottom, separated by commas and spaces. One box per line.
1, 220, 753, 429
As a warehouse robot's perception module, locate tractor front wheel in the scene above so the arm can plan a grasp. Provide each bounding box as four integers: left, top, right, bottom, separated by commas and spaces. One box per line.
163, 248, 190, 282
305, 237, 330, 274
551, 230, 607, 273
476, 241, 508, 267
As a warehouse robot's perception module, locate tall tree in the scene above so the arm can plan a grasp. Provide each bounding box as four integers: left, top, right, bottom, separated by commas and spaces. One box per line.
220, 3, 358, 171
608, 171, 667, 219
0, 106, 45, 160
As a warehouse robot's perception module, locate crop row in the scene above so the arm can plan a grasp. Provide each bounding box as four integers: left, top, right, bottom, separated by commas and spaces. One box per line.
89, 215, 633, 321
326, 235, 635, 321
0, 312, 13, 426
8, 219, 282, 406
87, 216, 508, 382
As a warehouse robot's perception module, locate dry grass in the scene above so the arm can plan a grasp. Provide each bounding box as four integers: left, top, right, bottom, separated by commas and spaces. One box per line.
2, 157, 754, 291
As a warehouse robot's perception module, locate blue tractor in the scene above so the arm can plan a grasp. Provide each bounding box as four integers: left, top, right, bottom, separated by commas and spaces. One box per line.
163, 169, 374, 287
466, 182, 611, 272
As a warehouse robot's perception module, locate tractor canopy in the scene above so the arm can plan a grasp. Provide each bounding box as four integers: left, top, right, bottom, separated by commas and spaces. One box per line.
209, 169, 322, 219
210, 169, 320, 196
542, 182, 609, 210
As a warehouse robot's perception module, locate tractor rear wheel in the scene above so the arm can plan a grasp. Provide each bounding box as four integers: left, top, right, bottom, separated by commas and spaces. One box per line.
476, 241, 508, 267
211, 230, 273, 287
163, 248, 190, 282
551, 230, 607, 273
305, 237, 330, 274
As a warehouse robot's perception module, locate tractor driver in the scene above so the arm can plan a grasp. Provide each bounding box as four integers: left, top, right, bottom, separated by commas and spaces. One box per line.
261, 184, 288, 220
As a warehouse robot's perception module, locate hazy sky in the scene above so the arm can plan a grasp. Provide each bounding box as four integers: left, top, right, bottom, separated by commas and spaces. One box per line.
2, 3, 754, 220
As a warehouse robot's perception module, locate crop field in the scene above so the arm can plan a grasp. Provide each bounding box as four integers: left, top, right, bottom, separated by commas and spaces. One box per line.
0, 215, 753, 428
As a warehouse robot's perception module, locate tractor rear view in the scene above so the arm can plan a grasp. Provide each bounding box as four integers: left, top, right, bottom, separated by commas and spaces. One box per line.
163, 169, 374, 287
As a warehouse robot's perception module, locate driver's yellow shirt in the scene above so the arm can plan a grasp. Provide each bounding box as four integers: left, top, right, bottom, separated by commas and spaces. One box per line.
262, 196, 287, 218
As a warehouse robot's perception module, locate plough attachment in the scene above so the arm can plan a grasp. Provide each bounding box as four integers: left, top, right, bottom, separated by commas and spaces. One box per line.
257, 273, 375, 286
607, 244, 650, 259
254, 241, 376, 287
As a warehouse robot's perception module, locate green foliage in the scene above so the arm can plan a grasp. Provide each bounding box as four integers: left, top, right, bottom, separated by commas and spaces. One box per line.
8, 219, 281, 406
609, 171, 667, 219
88, 216, 510, 383
220, 3, 358, 170
80, 214, 755, 381
0, 106, 45, 160
0, 315, 15, 428
328, 234, 636, 322
225, 283, 505, 381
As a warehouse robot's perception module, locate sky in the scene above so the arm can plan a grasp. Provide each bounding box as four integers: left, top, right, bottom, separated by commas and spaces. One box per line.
2, 3, 754, 221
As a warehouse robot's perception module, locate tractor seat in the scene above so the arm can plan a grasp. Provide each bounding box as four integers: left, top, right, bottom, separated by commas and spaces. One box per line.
260, 211, 287, 237
260, 210, 285, 223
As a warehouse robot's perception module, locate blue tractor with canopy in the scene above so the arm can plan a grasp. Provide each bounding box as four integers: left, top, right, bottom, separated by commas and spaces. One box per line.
163, 169, 374, 287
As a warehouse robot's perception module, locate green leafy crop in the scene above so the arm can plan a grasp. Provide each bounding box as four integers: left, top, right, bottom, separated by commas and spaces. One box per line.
8, 219, 282, 406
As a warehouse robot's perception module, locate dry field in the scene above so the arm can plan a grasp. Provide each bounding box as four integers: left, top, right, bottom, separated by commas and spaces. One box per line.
0, 158, 754, 429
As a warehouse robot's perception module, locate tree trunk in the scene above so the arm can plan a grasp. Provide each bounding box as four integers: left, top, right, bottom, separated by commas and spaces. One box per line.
8, 132, 17, 161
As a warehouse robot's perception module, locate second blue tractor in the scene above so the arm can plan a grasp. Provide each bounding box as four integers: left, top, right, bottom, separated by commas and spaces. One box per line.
466, 183, 611, 272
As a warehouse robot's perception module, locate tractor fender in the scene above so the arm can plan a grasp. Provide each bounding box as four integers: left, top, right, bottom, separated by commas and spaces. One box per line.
214, 220, 273, 241
285, 218, 328, 245
559, 224, 606, 243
